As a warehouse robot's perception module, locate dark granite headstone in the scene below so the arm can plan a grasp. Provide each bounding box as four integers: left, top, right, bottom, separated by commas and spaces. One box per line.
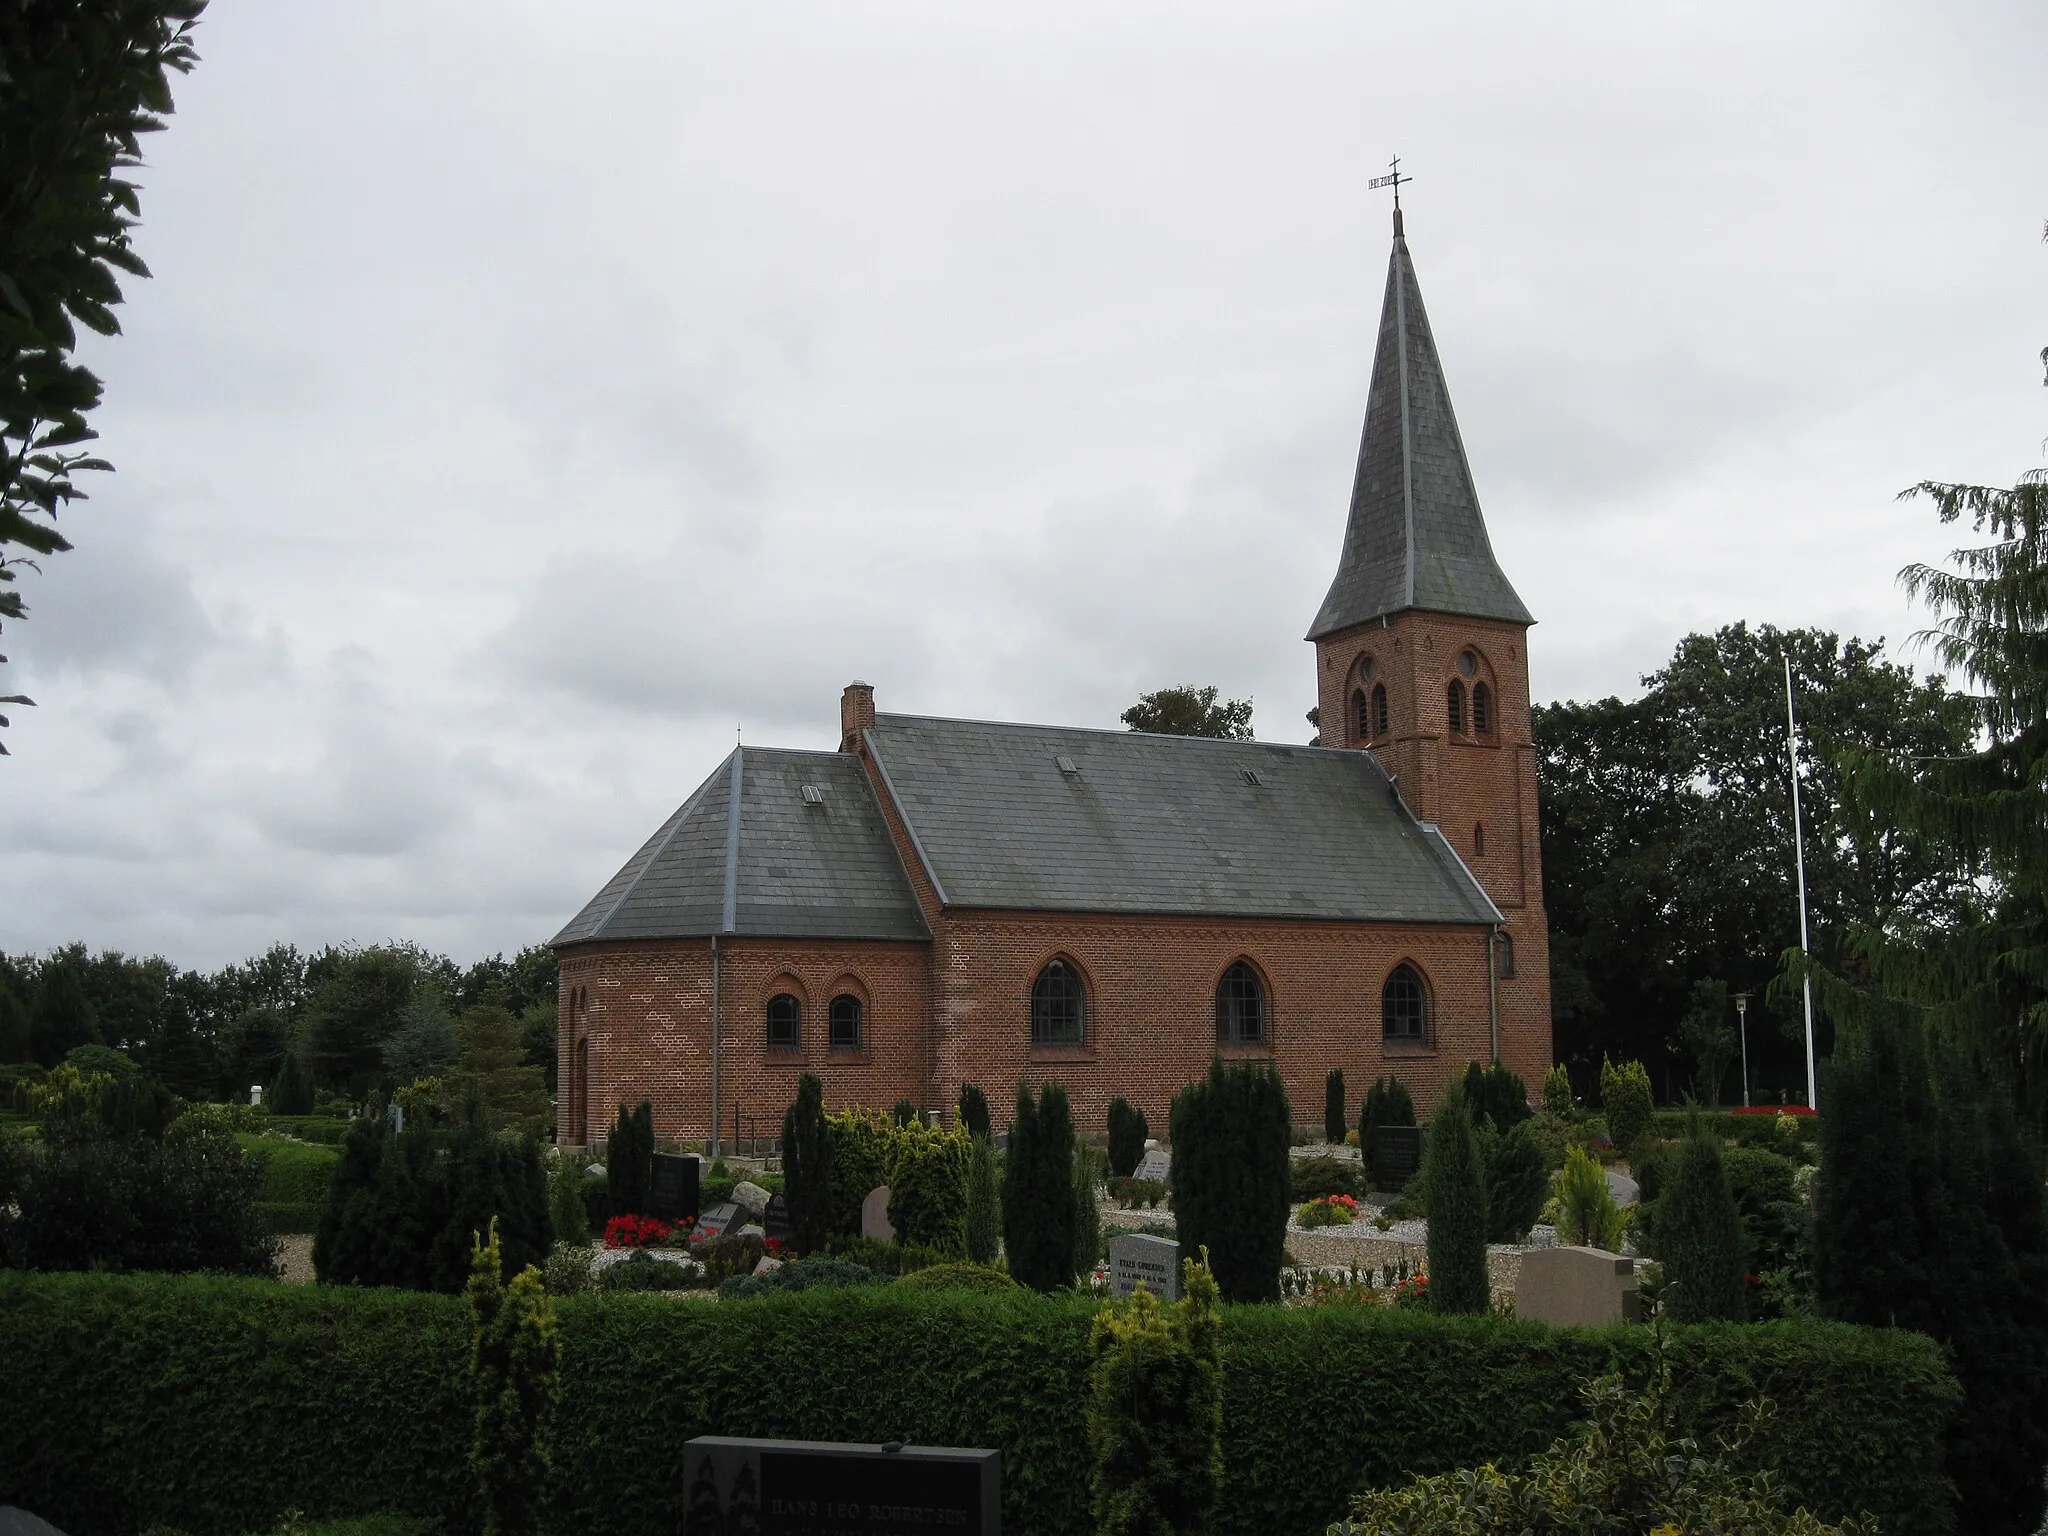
649, 1153, 701, 1222
692, 1201, 740, 1243
762, 1191, 794, 1247
1369, 1126, 1427, 1193
682, 1436, 999, 1536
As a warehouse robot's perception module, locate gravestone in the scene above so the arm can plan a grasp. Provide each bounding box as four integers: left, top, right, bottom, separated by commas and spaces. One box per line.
730, 1179, 771, 1221
386, 1101, 404, 1134
650, 1153, 702, 1223
1604, 1169, 1640, 1206
762, 1191, 795, 1247
861, 1185, 896, 1243
1109, 1232, 1181, 1299
249, 1085, 263, 1108
693, 1201, 740, 1244
752, 1254, 784, 1278
1514, 1246, 1641, 1328
1369, 1126, 1427, 1192
1132, 1148, 1171, 1183
681, 1436, 999, 1536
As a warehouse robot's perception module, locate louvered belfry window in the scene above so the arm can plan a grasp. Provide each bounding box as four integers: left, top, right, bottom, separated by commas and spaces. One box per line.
1447, 680, 1466, 734
1215, 961, 1267, 1045
1371, 684, 1389, 736
1472, 681, 1492, 736
1031, 959, 1086, 1045
1352, 689, 1370, 741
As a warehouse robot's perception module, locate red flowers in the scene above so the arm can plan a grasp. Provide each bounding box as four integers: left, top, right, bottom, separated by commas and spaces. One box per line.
604, 1214, 674, 1249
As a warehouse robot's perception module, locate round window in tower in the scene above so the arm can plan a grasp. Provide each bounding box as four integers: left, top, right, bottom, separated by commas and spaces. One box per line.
1458, 649, 1480, 678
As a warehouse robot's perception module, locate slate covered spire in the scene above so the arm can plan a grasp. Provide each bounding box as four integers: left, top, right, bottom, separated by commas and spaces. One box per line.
1308, 210, 1532, 639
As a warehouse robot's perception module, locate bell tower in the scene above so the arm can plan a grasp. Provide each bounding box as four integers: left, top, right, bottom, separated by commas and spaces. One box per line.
1309, 206, 1550, 1071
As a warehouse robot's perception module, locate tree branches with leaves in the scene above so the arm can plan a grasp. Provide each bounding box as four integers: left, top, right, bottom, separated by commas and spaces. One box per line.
0, 1, 206, 750
1121, 685, 1254, 740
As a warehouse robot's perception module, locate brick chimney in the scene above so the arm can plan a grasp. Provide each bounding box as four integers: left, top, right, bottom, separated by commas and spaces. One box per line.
840, 681, 875, 751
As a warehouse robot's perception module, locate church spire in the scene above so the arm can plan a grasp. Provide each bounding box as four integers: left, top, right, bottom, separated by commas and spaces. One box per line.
1307, 212, 1531, 639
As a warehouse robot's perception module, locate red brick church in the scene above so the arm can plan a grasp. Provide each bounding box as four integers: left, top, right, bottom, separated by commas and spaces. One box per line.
552, 209, 1551, 1149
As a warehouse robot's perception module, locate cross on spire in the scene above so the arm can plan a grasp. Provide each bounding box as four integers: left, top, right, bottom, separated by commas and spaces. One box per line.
1367, 155, 1411, 219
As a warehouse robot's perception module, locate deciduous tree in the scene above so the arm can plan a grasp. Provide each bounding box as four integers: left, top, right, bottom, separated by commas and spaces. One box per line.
1120, 685, 1253, 740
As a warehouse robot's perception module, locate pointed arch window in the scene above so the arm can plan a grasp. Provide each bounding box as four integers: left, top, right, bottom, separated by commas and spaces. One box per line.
766, 993, 801, 1049
828, 994, 863, 1049
1447, 680, 1466, 735
1031, 959, 1087, 1045
1473, 822, 1486, 857
1371, 683, 1389, 736
1215, 961, 1267, 1045
1495, 931, 1516, 979
1351, 689, 1370, 741
1382, 963, 1429, 1044
1472, 681, 1492, 736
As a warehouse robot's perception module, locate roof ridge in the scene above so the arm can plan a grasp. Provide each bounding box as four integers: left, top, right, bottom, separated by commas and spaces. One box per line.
874, 712, 1370, 756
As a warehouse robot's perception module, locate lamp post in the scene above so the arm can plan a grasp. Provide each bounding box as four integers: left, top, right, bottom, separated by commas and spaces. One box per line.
1733, 991, 1753, 1110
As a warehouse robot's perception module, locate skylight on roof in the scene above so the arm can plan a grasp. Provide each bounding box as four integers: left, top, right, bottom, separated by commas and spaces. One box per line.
801, 784, 825, 805
1055, 756, 1080, 775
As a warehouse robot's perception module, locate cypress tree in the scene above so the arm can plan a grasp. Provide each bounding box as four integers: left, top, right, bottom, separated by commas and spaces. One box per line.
892, 1098, 917, 1127
1461, 1060, 1532, 1130
1169, 1058, 1291, 1304
1422, 1082, 1488, 1314
313, 1101, 388, 1281
1002, 1082, 1076, 1291
1106, 1096, 1147, 1178
269, 1049, 315, 1116
1656, 1111, 1746, 1321
467, 1220, 558, 1536
956, 1082, 991, 1141
605, 1101, 651, 1217
782, 1073, 833, 1256
1480, 1117, 1549, 1245
1323, 1069, 1346, 1145
964, 1130, 1000, 1264
1817, 1011, 2048, 1535
1072, 1144, 1101, 1279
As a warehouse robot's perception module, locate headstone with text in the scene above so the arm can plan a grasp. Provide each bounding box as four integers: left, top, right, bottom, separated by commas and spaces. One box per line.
1133, 1148, 1171, 1183
692, 1201, 740, 1244
682, 1436, 999, 1536
1109, 1232, 1181, 1299
762, 1192, 795, 1247
1369, 1126, 1426, 1193
650, 1153, 702, 1223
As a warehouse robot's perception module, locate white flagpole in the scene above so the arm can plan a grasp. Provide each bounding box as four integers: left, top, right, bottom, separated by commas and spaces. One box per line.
1785, 655, 1819, 1112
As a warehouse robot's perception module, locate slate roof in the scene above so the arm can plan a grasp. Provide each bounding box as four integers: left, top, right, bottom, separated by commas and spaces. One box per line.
1308, 212, 1533, 638
863, 714, 1501, 925
551, 748, 930, 946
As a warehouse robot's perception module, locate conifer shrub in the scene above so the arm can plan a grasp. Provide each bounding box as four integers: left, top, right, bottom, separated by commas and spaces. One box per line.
1106, 1096, 1147, 1178
887, 1120, 971, 1256
548, 1149, 591, 1246
1170, 1059, 1291, 1304
892, 1098, 918, 1127
781, 1073, 832, 1256
270, 1051, 316, 1117
1003, 1082, 1077, 1291
1421, 1085, 1488, 1314
825, 1107, 902, 1237
314, 1100, 549, 1293
1817, 1012, 2048, 1536
1475, 1118, 1547, 1245
1460, 1061, 1531, 1130
956, 1082, 991, 1141
1359, 1076, 1416, 1186
1541, 1062, 1574, 1118
964, 1131, 1001, 1264
1090, 1252, 1223, 1536
1597, 1058, 1655, 1159
896, 1261, 1021, 1295
1324, 1069, 1346, 1145
1290, 1156, 1361, 1201
604, 1101, 652, 1218
1554, 1145, 1625, 1252
1072, 1145, 1101, 1273
466, 1221, 556, 1536
1656, 1113, 1747, 1322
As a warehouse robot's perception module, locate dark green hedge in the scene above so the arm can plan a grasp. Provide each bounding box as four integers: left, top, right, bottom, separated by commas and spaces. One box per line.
0, 1273, 1956, 1536
242, 1138, 340, 1234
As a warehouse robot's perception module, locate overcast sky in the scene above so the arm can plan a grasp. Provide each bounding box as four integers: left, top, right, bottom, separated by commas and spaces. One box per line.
4, 0, 2045, 970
